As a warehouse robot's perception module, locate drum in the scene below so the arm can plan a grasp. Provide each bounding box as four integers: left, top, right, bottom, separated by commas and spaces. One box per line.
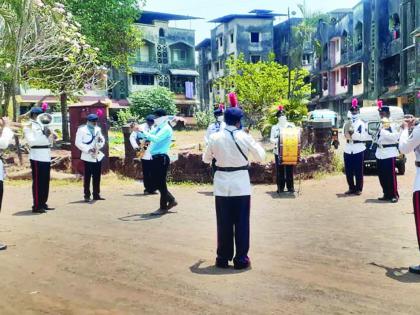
278, 127, 301, 165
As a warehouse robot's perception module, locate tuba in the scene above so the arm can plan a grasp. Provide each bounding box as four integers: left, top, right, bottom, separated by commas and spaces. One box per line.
36, 113, 54, 144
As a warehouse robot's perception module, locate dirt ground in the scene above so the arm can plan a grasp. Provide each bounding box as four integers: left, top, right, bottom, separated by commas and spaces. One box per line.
1, 157, 420, 314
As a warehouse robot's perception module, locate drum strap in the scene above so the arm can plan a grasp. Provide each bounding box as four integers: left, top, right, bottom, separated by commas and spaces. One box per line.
225, 129, 248, 162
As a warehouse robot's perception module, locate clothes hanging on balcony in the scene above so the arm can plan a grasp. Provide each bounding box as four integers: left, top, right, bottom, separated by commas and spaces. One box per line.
185, 81, 194, 99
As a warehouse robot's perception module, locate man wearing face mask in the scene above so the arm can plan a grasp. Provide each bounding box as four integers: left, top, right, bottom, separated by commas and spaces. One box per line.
343, 99, 368, 195
270, 105, 296, 194
139, 109, 177, 215
376, 101, 400, 203
130, 115, 157, 195
205, 105, 226, 145
75, 114, 106, 203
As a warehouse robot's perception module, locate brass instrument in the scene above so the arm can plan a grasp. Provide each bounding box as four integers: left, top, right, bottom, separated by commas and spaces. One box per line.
135, 139, 151, 159
36, 113, 55, 145
91, 131, 103, 159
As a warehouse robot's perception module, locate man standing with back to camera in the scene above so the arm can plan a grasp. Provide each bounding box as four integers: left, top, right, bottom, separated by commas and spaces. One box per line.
203, 103, 265, 270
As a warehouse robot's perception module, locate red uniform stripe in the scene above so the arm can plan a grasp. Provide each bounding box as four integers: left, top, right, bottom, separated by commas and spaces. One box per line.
415, 192, 420, 250
392, 158, 398, 198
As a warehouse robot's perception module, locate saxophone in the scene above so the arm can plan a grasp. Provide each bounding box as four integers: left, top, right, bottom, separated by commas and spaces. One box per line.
343, 119, 355, 140
91, 131, 103, 159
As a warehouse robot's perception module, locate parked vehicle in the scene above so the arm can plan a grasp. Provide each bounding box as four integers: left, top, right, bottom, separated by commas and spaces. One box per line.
359, 106, 406, 175
308, 109, 340, 149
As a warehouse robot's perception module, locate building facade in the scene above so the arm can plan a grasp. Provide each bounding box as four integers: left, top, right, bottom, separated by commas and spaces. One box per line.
196, 10, 279, 109
110, 11, 201, 117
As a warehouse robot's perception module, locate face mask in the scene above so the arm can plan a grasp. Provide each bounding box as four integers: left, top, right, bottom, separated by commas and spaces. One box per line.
217, 116, 224, 123
154, 116, 167, 126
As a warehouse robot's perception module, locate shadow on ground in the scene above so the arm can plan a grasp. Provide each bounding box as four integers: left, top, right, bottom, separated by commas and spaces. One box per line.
370, 262, 420, 283
190, 260, 249, 275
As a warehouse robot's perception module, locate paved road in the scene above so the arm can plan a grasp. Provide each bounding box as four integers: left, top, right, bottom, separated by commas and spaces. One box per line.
0, 157, 419, 314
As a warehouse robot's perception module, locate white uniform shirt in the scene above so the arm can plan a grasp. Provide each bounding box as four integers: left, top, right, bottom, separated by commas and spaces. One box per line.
399, 126, 420, 192
129, 123, 153, 160
270, 121, 295, 155
205, 121, 226, 145
75, 125, 105, 163
0, 127, 14, 180
23, 120, 51, 162
375, 123, 400, 160
343, 118, 368, 154
203, 125, 266, 197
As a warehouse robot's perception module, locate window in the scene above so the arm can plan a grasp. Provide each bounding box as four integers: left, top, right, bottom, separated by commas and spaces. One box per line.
219, 35, 223, 48
251, 32, 260, 43
132, 74, 154, 86
173, 49, 186, 62
216, 61, 220, 72
336, 70, 340, 83
350, 63, 362, 85
159, 28, 165, 37
230, 33, 234, 43
322, 73, 328, 90
336, 40, 340, 52
207, 63, 212, 71
340, 68, 348, 86
251, 55, 261, 63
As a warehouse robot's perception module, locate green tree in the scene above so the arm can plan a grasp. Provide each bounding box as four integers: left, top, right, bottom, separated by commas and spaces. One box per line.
290, 1, 329, 69
129, 86, 177, 119
217, 54, 311, 133
61, 0, 144, 68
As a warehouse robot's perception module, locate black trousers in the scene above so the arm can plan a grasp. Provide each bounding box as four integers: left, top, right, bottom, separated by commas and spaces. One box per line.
0, 180, 3, 211
344, 151, 364, 192
141, 159, 154, 193
84, 161, 102, 199
413, 192, 420, 251
377, 157, 399, 199
275, 155, 294, 192
215, 195, 251, 264
151, 154, 175, 209
30, 160, 51, 210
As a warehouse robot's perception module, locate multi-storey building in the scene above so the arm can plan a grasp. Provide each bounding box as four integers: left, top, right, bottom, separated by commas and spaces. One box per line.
312, 0, 419, 124
110, 11, 201, 116
196, 10, 280, 108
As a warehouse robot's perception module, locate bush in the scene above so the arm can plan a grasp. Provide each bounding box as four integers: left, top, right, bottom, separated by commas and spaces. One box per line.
194, 110, 214, 129
116, 109, 138, 127
129, 86, 177, 119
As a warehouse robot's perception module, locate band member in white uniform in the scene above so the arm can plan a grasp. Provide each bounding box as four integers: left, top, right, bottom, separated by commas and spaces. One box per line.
376, 103, 400, 203
343, 99, 368, 195
399, 117, 420, 274
270, 105, 296, 194
75, 114, 106, 202
205, 105, 226, 145
24, 107, 53, 213
203, 106, 266, 270
130, 115, 156, 195
0, 118, 15, 250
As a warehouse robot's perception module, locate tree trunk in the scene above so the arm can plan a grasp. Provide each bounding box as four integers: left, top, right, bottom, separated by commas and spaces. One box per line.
3, 83, 11, 118
11, 87, 23, 165
60, 92, 70, 142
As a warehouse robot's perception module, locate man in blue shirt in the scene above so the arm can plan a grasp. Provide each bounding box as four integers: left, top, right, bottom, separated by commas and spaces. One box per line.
140, 109, 177, 214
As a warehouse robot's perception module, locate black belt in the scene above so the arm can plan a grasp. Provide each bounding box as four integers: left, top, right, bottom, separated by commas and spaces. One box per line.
152, 154, 168, 158
31, 145, 50, 149
215, 165, 249, 172
381, 144, 398, 148
416, 162, 420, 168
347, 140, 365, 144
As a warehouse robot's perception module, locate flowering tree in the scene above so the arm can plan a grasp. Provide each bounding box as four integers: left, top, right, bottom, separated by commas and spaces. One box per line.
0, 0, 103, 141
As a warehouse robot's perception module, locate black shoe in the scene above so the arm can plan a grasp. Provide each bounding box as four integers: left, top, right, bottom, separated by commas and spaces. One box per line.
345, 190, 356, 195
390, 198, 399, 203
378, 196, 388, 201
32, 208, 46, 214
277, 190, 285, 194
234, 260, 251, 270
84, 197, 91, 203
0, 243, 7, 250
354, 191, 362, 196
167, 200, 178, 210
288, 189, 295, 193
409, 265, 420, 274
93, 197, 105, 201
215, 258, 229, 269
42, 205, 55, 211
